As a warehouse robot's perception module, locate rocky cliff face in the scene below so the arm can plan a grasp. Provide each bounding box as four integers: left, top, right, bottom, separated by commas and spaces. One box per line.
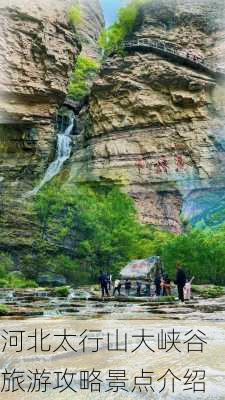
69, 0, 225, 232
1, 0, 225, 259
0, 0, 81, 249
75, 0, 104, 59
0, 0, 104, 252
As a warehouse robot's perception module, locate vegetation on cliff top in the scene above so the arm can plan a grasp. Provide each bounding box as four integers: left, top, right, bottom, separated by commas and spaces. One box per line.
99, 0, 146, 54
68, 0, 145, 101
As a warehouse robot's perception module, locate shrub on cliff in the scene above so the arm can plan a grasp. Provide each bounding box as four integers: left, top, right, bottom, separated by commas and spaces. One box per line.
68, 5, 82, 26
68, 55, 100, 100
0, 305, 9, 316
99, 0, 146, 54
54, 286, 70, 298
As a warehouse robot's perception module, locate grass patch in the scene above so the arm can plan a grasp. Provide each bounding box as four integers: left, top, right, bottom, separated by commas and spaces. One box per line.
0, 304, 9, 316
54, 286, 70, 298
157, 296, 176, 302
192, 285, 225, 298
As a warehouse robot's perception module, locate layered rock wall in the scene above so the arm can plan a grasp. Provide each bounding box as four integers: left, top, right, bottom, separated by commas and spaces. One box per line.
0, 0, 81, 249
69, 0, 225, 232
75, 0, 104, 59
0, 0, 105, 252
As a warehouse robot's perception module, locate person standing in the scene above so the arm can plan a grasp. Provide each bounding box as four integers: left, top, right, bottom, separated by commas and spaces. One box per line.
107, 273, 112, 291
99, 271, 109, 298
162, 274, 171, 296
154, 273, 161, 296
184, 276, 195, 300
175, 263, 186, 302
145, 282, 151, 296
136, 280, 142, 297
113, 279, 121, 296
125, 279, 132, 296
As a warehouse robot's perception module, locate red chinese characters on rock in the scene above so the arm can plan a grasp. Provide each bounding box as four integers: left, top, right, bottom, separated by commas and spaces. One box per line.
154, 155, 185, 174
135, 154, 186, 175
175, 155, 185, 171
155, 156, 169, 174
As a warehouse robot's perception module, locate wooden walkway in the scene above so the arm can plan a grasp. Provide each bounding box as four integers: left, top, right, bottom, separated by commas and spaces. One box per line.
115, 38, 225, 80
63, 38, 225, 111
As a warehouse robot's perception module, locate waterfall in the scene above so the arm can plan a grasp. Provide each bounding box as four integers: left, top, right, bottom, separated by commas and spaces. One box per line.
26, 112, 74, 197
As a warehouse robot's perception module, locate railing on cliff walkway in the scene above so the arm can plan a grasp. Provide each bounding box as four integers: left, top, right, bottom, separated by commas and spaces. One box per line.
114, 38, 225, 80
64, 38, 225, 111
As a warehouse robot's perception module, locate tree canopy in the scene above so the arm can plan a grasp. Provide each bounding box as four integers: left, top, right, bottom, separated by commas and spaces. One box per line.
27, 179, 225, 286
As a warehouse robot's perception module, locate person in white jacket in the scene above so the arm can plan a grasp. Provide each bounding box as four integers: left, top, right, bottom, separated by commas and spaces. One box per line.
184, 276, 195, 300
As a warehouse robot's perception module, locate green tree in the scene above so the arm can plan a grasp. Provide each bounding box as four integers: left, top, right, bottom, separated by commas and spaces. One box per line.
33, 181, 157, 284
31, 181, 225, 287
158, 226, 225, 285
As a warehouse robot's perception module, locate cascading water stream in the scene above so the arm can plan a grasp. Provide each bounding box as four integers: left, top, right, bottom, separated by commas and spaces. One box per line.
25, 112, 74, 197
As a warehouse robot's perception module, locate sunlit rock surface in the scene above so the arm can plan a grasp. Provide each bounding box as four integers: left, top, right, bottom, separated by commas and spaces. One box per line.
75, 0, 104, 59
69, 0, 225, 232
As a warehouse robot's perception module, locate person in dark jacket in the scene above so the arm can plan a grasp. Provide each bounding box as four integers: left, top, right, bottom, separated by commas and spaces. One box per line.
136, 280, 142, 296
154, 274, 161, 296
145, 282, 151, 296
125, 279, 132, 296
175, 263, 186, 302
99, 271, 109, 298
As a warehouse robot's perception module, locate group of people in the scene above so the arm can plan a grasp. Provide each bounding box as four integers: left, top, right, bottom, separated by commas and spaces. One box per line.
99, 263, 193, 303
98, 272, 145, 298
155, 263, 194, 302
154, 272, 171, 296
